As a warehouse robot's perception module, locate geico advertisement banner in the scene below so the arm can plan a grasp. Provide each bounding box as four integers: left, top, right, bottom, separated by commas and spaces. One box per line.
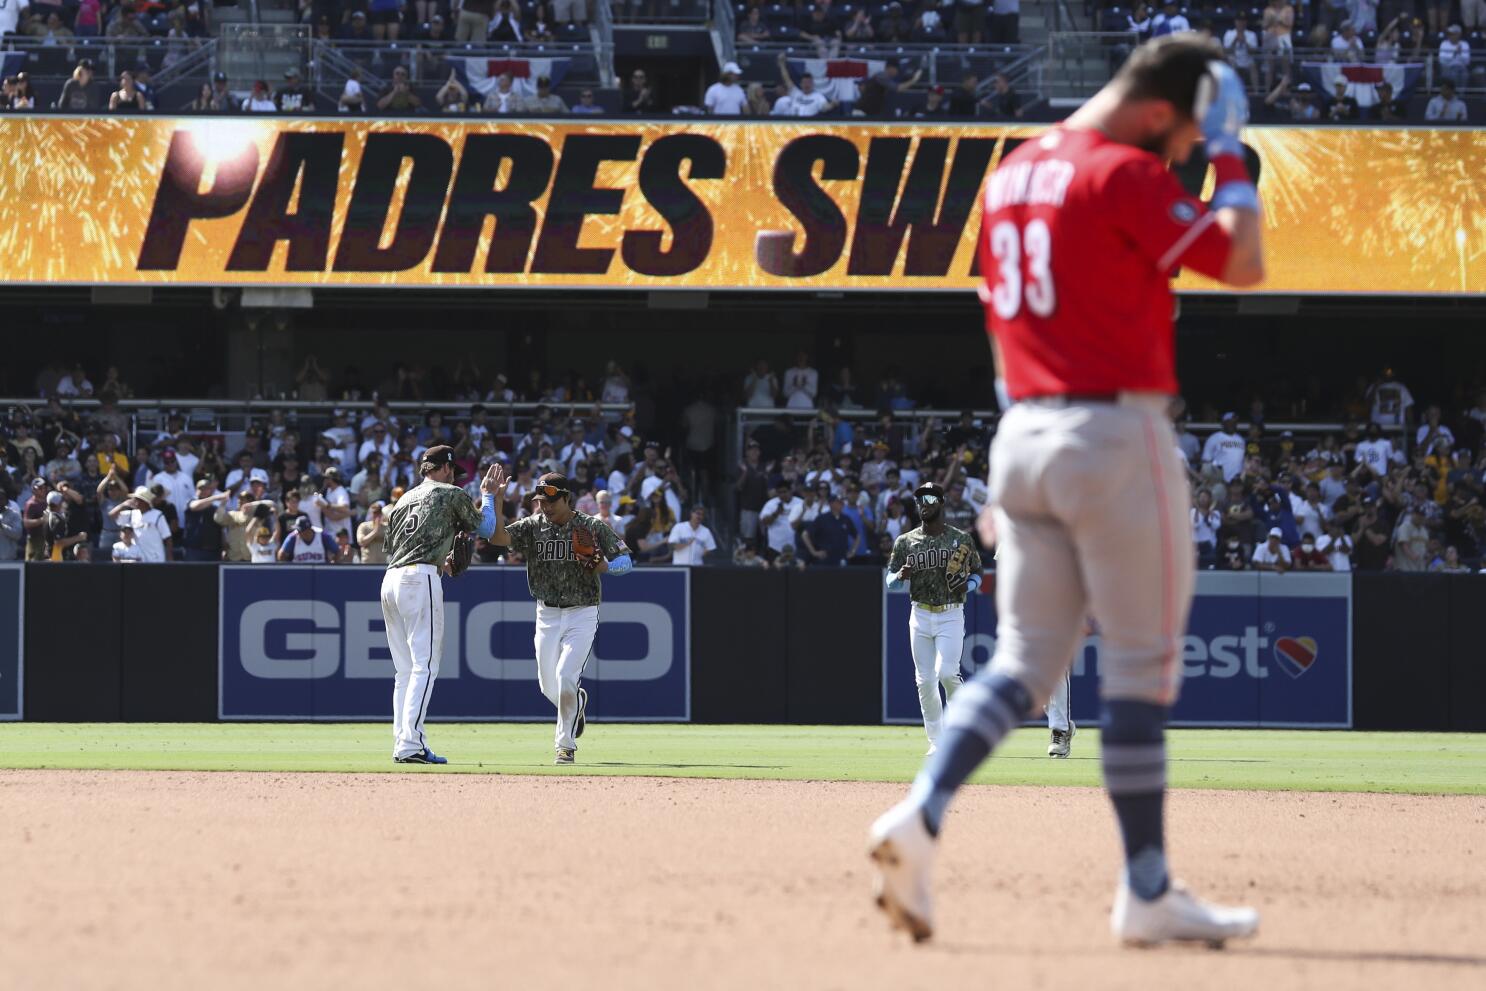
219, 565, 689, 721
884, 571, 1352, 728
0, 117, 1481, 293
0, 564, 21, 720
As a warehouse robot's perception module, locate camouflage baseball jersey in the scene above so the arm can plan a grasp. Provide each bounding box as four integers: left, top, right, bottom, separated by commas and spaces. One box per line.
888, 524, 981, 607
383, 479, 483, 569
504, 510, 626, 607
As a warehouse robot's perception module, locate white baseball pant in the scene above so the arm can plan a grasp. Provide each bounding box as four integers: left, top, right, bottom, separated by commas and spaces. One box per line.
535, 603, 598, 751
1045, 666, 1072, 733
381, 563, 445, 759
985, 396, 1194, 711
909, 603, 966, 745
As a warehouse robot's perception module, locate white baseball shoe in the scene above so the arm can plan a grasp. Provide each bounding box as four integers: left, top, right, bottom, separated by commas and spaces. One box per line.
1112, 880, 1259, 948
1048, 724, 1075, 758
868, 801, 936, 943
924, 743, 937, 756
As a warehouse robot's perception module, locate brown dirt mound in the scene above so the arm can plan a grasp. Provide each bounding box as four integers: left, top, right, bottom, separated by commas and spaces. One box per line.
1, 771, 1482, 990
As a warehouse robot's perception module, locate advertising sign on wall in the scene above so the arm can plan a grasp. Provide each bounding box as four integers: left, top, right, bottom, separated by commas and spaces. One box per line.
219, 565, 689, 721
884, 571, 1352, 728
0, 117, 1480, 293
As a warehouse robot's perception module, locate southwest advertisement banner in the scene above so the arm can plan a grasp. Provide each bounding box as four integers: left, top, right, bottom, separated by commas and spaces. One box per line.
219, 565, 689, 721
884, 571, 1352, 728
0, 564, 21, 720
0, 117, 1482, 293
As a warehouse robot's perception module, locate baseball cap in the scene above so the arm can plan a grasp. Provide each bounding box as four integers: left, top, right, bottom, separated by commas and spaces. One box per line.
30, 478, 47, 491
213, 70, 226, 82
295, 514, 313, 531
249, 468, 270, 485
1268, 527, 1284, 539
1221, 411, 1237, 421
284, 68, 300, 79
914, 482, 945, 503
131, 486, 154, 502
46, 491, 63, 506
722, 61, 742, 75
420, 444, 467, 479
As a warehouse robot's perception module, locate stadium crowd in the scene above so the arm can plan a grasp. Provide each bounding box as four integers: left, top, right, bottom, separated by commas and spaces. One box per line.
2, 356, 1483, 576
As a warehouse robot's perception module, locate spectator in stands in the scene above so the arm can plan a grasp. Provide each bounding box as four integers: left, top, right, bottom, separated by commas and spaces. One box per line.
844, 5, 874, 39
279, 515, 339, 563
1224, 12, 1261, 89
185, 83, 217, 112
1152, 0, 1190, 36
626, 68, 658, 114
520, 75, 568, 114
1202, 412, 1246, 481
276, 68, 314, 112
1261, 0, 1295, 89
111, 486, 172, 563
183, 478, 226, 561
1439, 25, 1471, 87
735, 440, 769, 544
152, 448, 194, 528
1331, 20, 1365, 61
856, 59, 922, 116
773, 55, 836, 116
355, 501, 387, 563
108, 5, 150, 42
800, 0, 843, 58
668, 506, 717, 566
242, 80, 276, 113
916, 86, 950, 117
1367, 367, 1414, 427
989, 0, 1019, 43
1392, 508, 1430, 570
1328, 79, 1360, 120
1432, 544, 1472, 573
1372, 80, 1407, 121
1318, 517, 1353, 570
0, 490, 20, 561
109, 71, 150, 112
981, 72, 1023, 120
483, 72, 520, 114
1292, 532, 1331, 570
743, 359, 780, 408
759, 478, 803, 562
457, 0, 496, 40
74, 0, 102, 37
705, 61, 748, 115
952, 0, 985, 43
490, 0, 524, 40
877, 2, 911, 41
1251, 527, 1292, 572
56, 60, 97, 111
804, 493, 858, 566
430, 72, 467, 112
379, 66, 425, 112
1192, 488, 1221, 569
1426, 80, 1469, 121
572, 87, 603, 114
781, 352, 820, 410
947, 73, 982, 116
340, 70, 368, 113
368, 0, 402, 40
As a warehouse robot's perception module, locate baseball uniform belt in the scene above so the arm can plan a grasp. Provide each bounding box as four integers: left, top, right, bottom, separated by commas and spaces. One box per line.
540, 600, 584, 610
1020, 392, 1172, 413
913, 602, 961, 614
389, 562, 441, 575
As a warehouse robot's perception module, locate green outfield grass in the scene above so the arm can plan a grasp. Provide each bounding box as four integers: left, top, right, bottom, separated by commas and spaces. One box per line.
0, 724, 1483, 794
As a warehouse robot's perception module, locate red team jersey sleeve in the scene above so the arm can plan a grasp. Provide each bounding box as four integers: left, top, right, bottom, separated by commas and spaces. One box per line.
1102, 154, 1232, 281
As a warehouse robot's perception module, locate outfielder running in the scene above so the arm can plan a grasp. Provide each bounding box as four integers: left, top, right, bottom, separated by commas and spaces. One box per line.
381, 446, 500, 764
869, 35, 1265, 947
487, 470, 634, 765
886, 483, 982, 755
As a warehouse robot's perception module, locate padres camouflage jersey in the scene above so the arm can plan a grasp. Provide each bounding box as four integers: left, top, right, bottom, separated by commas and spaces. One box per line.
383, 479, 483, 569
888, 524, 981, 607
505, 510, 626, 607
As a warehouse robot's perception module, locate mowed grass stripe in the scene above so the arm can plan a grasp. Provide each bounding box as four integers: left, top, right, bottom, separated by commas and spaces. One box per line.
0, 724, 1482, 795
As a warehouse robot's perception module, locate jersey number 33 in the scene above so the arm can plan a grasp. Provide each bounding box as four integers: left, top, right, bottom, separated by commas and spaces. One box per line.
987, 219, 1057, 320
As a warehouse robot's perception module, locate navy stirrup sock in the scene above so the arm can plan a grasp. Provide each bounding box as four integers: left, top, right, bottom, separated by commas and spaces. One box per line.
1101, 699, 1170, 901
909, 672, 1034, 836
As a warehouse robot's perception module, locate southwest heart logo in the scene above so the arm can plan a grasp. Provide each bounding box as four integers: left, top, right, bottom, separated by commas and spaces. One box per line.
1273, 637, 1318, 679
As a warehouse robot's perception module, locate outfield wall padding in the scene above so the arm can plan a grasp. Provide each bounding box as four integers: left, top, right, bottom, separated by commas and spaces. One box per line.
1351, 574, 1452, 731
24, 564, 124, 721
119, 564, 219, 722
689, 568, 790, 724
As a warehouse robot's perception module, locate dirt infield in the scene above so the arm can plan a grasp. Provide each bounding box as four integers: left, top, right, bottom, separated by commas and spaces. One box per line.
2, 771, 1482, 991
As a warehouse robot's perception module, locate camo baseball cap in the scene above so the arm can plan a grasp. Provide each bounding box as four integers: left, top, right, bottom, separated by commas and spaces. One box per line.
420, 444, 466, 479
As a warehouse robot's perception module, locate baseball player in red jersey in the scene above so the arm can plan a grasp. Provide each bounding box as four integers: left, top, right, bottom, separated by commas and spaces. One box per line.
869, 35, 1264, 947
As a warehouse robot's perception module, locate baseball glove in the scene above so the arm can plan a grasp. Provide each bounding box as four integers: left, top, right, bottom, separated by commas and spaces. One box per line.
945, 541, 975, 592
572, 524, 599, 569
446, 530, 476, 577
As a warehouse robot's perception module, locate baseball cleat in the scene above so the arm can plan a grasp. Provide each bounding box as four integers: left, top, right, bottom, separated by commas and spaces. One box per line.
575, 688, 589, 738
394, 749, 447, 765
555, 748, 576, 765
867, 801, 936, 943
1111, 881, 1259, 949
924, 743, 937, 756
1048, 726, 1074, 758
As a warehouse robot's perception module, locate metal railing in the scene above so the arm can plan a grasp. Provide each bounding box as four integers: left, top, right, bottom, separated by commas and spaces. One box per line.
610, 0, 711, 24
730, 41, 1042, 90
0, 35, 218, 83
219, 22, 310, 88
1044, 30, 1135, 99
713, 0, 738, 66
593, 0, 619, 86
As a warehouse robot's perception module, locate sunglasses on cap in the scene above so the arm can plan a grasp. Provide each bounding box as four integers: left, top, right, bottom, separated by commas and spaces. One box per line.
918, 493, 941, 505
533, 484, 568, 499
